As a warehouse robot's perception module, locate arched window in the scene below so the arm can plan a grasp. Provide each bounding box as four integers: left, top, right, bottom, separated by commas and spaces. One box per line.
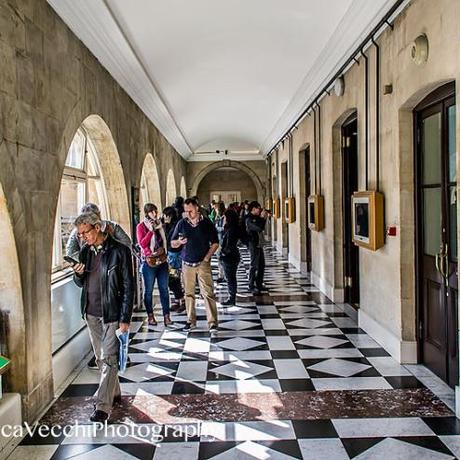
166, 169, 176, 207
52, 128, 109, 272
140, 153, 162, 211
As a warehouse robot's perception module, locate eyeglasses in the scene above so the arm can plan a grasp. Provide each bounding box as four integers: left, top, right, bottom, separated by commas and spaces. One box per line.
77, 226, 95, 239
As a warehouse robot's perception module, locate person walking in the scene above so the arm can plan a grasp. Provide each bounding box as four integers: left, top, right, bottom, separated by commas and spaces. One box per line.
136, 203, 173, 326
220, 209, 241, 306
171, 198, 219, 332
246, 201, 268, 295
162, 206, 185, 313
71, 211, 134, 422
214, 201, 226, 283
66, 202, 132, 371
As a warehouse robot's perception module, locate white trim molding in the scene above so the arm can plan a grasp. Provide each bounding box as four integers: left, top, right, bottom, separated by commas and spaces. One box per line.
47, 0, 193, 159
359, 309, 417, 364
310, 271, 344, 303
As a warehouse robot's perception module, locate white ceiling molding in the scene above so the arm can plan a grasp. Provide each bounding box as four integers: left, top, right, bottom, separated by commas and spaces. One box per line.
260, 0, 399, 156
47, 0, 193, 159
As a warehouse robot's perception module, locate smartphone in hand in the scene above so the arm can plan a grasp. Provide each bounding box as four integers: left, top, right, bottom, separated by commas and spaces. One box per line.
64, 256, 79, 266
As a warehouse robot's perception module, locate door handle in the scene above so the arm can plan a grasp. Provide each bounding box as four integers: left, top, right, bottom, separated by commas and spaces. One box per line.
435, 243, 448, 279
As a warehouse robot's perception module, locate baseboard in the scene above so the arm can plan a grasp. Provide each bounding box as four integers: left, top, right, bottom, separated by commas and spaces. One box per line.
310, 271, 344, 303
288, 253, 301, 270
52, 327, 91, 392
0, 393, 21, 455
359, 309, 417, 364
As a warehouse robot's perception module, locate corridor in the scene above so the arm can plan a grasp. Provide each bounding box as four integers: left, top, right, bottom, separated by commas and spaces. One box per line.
10, 247, 459, 459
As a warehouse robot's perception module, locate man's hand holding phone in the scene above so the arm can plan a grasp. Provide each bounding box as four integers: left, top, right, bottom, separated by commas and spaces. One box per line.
178, 233, 188, 245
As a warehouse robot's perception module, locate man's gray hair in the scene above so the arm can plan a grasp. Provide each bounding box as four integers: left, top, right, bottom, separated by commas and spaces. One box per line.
74, 212, 102, 228
80, 202, 101, 216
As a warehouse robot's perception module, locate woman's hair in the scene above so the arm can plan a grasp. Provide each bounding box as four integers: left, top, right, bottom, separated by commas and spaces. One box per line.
162, 206, 177, 221
224, 209, 239, 229
174, 196, 184, 208
144, 203, 158, 216
217, 201, 226, 216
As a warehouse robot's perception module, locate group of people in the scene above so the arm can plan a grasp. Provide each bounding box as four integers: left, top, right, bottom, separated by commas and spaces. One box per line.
68, 195, 268, 422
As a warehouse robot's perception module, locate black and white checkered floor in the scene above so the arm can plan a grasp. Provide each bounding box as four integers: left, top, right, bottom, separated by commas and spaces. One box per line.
10, 246, 460, 459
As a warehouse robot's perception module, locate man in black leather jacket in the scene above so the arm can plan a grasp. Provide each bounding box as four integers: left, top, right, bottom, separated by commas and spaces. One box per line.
72, 212, 134, 422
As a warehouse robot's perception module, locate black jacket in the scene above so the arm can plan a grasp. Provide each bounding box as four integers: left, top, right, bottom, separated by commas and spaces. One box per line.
220, 226, 241, 263
246, 215, 266, 247
74, 235, 134, 324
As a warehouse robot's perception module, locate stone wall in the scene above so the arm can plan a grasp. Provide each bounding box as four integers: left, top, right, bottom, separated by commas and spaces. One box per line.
269, 0, 460, 363
0, 0, 186, 421
197, 168, 258, 204
187, 160, 267, 203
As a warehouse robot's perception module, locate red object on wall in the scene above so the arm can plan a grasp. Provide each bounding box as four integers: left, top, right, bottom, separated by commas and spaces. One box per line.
387, 226, 397, 236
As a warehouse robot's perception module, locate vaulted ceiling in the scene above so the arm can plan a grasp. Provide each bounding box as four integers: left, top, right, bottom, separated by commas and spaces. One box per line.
48, 0, 399, 161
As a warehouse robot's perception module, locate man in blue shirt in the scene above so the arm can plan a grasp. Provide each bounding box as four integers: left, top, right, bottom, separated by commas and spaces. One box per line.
171, 198, 219, 332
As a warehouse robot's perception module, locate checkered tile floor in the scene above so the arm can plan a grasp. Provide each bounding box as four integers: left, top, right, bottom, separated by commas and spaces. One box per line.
10, 245, 460, 459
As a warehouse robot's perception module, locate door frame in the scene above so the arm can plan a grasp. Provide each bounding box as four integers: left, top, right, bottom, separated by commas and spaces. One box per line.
341, 112, 360, 305
414, 81, 457, 383
299, 146, 312, 272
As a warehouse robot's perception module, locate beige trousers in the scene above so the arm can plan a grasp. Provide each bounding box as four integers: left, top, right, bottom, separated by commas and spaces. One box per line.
182, 261, 218, 325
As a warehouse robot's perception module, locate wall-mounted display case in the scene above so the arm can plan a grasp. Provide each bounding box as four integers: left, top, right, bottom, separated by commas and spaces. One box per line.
352, 190, 385, 251
308, 195, 324, 231
285, 197, 296, 223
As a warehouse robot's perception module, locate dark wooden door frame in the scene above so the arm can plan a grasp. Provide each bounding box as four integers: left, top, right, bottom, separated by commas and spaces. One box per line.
414, 81, 457, 386
300, 147, 312, 271
341, 113, 360, 304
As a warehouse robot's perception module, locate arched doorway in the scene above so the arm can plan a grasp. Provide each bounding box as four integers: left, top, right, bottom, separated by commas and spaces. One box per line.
191, 160, 265, 204
51, 115, 130, 385
331, 108, 359, 303
414, 82, 457, 386
140, 153, 162, 211
0, 181, 26, 394
166, 170, 176, 207
299, 145, 312, 272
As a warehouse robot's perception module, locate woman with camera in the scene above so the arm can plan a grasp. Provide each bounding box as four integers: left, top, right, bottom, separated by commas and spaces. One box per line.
136, 203, 172, 326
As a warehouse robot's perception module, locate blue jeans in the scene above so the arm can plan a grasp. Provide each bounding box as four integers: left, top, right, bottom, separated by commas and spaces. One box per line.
141, 261, 170, 315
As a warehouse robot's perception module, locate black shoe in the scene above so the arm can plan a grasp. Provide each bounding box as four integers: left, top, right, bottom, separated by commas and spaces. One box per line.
182, 322, 196, 332
209, 323, 218, 333
90, 409, 109, 423
258, 285, 269, 292
87, 356, 98, 370
221, 298, 235, 306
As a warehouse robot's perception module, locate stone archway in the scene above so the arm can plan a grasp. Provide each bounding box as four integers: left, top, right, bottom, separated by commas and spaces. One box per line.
190, 160, 265, 203
80, 115, 131, 236
0, 178, 26, 396
166, 169, 177, 207
140, 153, 162, 211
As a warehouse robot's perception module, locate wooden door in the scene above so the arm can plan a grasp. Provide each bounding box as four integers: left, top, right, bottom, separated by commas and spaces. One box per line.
342, 115, 360, 304
416, 83, 458, 387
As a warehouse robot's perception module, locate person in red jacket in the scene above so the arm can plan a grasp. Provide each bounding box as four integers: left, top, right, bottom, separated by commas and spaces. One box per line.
136, 203, 172, 326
